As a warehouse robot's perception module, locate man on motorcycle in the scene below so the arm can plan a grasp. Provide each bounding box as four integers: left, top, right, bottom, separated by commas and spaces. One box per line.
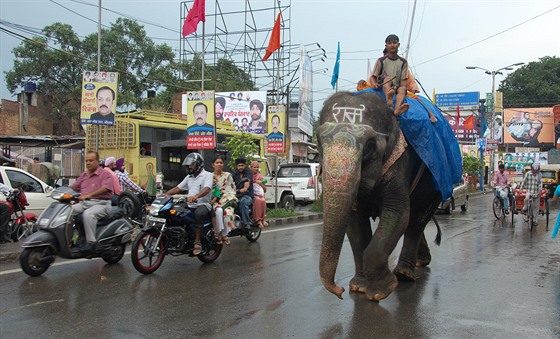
166, 153, 213, 255
493, 163, 511, 214
232, 158, 254, 229
0, 182, 16, 243
69, 151, 114, 252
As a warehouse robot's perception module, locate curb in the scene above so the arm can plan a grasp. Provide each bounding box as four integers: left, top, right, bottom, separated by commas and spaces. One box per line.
0, 213, 324, 264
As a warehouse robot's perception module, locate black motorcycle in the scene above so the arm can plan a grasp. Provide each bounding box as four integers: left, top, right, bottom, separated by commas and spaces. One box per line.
130, 194, 222, 274
19, 187, 136, 277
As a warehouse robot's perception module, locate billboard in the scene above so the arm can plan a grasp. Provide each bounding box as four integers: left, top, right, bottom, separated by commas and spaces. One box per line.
80, 71, 119, 125
182, 91, 216, 150
215, 91, 267, 134
298, 51, 314, 136
444, 115, 478, 143
266, 105, 286, 153
503, 107, 554, 146
435, 91, 480, 111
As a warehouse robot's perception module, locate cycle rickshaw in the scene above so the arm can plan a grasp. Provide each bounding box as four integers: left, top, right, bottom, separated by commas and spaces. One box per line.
512, 187, 549, 231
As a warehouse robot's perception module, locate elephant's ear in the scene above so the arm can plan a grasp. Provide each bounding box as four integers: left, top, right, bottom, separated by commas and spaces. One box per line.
362, 133, 387, 163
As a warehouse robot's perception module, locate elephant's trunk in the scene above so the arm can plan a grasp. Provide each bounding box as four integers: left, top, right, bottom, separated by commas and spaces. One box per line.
319, 139, 362, 299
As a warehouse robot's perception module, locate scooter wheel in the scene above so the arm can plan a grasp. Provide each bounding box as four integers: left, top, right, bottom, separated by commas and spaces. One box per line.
20, 246, 53, 277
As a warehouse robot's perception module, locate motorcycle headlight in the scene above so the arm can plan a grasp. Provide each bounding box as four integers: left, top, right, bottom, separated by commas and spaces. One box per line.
149, 203, 163, 216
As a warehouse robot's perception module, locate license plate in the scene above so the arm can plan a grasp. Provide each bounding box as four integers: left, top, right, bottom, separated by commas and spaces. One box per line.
148, 216, 166, 223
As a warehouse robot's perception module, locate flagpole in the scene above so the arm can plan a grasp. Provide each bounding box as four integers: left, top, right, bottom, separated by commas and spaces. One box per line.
404, 0, 418, 59
201, 21, 205, 90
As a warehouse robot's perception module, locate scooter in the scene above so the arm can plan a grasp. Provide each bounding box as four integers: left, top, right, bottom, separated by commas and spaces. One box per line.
19, 187, 135, 277
1, 190, 38, 242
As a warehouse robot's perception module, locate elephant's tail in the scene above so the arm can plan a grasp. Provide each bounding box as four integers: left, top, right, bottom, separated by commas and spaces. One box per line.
431, 216, 442, 246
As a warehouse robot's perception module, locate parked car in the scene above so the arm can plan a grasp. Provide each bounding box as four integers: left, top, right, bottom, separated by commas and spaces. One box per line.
275, 163, 321, 204
0, 166, 54, 215
437, 177, 468, 214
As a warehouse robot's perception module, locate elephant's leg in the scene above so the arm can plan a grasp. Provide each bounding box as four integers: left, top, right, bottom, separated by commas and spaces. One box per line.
347, 208, 373, 294
416, 232, 432, 267
363, 209, 407, 301
394, 200, 439, 281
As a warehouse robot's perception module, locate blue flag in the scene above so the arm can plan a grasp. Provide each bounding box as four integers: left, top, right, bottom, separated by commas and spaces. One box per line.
331, 42, 340, 90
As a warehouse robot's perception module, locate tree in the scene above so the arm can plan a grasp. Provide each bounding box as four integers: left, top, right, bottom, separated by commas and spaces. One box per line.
462, 154, 483, 177
500, 56, 560, 108
5, 19, 175, 134
222, 132, 260, 169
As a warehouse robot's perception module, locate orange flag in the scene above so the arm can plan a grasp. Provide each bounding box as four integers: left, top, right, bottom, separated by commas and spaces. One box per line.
464, 115, 475, 130
182, 0, 205, 37
263, 13, 281, 61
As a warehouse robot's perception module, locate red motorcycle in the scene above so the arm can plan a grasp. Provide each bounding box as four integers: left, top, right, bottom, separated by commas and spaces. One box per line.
1, 190, 38, 242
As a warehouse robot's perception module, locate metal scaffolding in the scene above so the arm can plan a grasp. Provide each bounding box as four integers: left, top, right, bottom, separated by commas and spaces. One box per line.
179, 0, 292, 105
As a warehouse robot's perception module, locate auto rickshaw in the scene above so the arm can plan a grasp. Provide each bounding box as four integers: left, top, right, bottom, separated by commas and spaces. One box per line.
539, 164, 560, 199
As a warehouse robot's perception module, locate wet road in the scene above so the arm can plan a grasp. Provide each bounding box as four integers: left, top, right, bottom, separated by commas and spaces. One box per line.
0, 193, 559, 338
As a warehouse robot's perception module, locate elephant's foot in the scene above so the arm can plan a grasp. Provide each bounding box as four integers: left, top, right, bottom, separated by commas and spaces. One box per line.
349, 275, 368, 293
416, 257, 431, 267
364, 272, 399, 301
394, 264, 416, 282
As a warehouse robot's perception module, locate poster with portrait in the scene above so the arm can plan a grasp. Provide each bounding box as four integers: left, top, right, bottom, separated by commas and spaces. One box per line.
182, 91, 216, 150
503, 107, 554, 146
215, 91, 267, 134
266, 105, 286, 153
80, 71, 119, 126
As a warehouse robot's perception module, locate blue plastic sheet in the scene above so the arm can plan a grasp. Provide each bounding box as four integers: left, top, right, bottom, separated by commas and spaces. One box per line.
355, 89, 463, 200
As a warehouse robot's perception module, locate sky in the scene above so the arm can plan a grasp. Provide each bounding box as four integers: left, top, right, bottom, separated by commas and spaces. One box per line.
1, 0, 559, 118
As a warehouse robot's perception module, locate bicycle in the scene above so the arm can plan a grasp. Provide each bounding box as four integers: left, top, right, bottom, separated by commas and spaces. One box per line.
522, 193, 539, 231
492, 188, 514, 222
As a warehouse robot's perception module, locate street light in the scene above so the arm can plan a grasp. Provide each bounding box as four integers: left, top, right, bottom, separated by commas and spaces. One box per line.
466, 62, 524, 134
466, 62, 524, 180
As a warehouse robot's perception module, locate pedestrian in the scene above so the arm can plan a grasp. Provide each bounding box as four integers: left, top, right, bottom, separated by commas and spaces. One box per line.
551, 185, 560, 238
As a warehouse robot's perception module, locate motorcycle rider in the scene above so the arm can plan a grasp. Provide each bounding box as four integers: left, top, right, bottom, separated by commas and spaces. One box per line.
232, 158, 254, 229
166, 153, 213, 256
0, 182, 17, 243
69, 151, 114, 252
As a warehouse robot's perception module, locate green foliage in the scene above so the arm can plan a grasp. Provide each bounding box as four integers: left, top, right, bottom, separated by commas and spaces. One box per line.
500, 56, 560, 108
266, 209, 303, 218
222, 132, 260, 169
462, 153, 484, 176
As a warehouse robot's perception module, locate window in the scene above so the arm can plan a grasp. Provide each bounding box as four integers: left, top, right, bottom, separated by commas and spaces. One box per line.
5, 170, 43, 193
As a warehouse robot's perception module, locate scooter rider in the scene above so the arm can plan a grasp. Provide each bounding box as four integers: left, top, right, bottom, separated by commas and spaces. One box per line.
70, 151, 114, 252
166, 153, 213, 255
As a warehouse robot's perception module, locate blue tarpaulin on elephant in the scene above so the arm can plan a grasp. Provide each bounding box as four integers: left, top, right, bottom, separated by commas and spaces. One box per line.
355, 89, 463, 200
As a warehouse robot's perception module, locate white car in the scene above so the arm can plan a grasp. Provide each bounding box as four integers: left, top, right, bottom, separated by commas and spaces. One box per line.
276, 163, 321, 204
0, 166, 55, 216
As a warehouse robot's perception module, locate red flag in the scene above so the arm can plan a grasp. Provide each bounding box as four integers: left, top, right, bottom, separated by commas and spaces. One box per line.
464, 115, 475, 130
263, 13, 281, 61
182, 0, 205, 37
456, 103, 460, 125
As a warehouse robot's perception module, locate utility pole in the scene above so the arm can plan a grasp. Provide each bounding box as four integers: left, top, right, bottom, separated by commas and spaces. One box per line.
479, 99, 486, 191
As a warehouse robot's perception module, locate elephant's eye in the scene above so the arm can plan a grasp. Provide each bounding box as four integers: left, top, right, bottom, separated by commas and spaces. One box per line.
362, 139, 377, 161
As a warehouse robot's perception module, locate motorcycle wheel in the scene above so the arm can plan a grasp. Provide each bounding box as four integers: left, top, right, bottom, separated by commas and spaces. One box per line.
102, 244, 126, 264
20, 246, 53, 277
197, 243, 223, 263
245, 227, 262, 242
12, 218, 37, 242
131, 231, 165, 274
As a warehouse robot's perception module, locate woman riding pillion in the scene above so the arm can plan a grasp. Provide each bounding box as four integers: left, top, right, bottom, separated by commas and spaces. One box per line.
493, 163, 511, 214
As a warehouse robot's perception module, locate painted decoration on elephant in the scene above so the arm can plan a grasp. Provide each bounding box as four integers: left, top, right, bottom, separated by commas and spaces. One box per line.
331, 103, 365, 124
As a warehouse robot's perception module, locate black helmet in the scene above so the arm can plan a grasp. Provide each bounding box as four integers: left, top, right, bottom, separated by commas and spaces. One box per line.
183, 153, 204, 175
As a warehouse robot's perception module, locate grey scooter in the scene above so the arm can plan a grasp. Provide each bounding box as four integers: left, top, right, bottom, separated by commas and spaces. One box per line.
20, 187, 136, 276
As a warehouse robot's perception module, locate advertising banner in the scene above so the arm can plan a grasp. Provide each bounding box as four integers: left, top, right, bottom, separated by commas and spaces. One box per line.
503, 107, 554, 146
445, 115, 478, 143
215, 91, 267, 135
80, 71, 119, 126
182, 91, 216, 150
298, 52, 314, 136
266, 105, 286, 153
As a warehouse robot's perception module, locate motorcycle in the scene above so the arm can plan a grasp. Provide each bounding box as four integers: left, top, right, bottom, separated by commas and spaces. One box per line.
19, 187, 135, 277
130, 194, 222, 274
228, 207, 262, 242
1, 190, 38, 242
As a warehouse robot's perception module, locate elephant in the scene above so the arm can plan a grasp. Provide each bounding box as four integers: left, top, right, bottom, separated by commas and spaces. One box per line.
317, 91, 445, 302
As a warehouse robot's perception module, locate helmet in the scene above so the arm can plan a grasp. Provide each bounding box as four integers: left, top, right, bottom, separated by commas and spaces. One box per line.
183, 153, 204, 175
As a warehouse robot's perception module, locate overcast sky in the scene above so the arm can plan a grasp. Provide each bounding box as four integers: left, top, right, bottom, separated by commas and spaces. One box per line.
1, 0, 559, 115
